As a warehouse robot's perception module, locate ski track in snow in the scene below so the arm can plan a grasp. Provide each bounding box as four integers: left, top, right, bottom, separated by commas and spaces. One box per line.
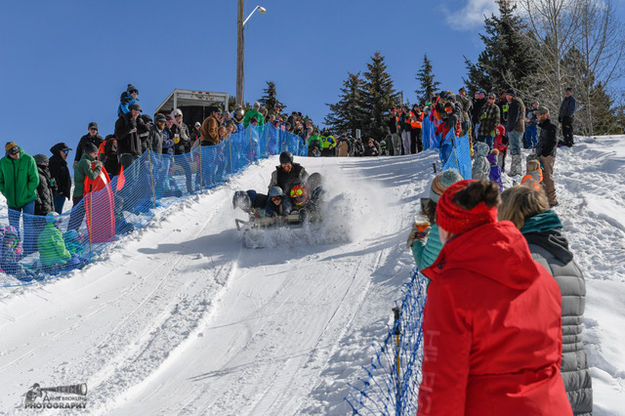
0, 140, 624, 415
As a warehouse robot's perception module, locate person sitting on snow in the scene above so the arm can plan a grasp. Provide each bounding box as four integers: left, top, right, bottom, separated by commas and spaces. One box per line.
268, 151, 308, 196
521, 159, 543, 186
37, 212, 74, 272
0, 225, 33, 281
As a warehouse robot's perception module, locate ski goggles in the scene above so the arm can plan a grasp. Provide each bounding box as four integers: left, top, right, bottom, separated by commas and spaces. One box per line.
271, 196, 282, 202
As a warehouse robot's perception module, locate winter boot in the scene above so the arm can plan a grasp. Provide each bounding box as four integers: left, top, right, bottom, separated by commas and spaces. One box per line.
509, 154, 522, 176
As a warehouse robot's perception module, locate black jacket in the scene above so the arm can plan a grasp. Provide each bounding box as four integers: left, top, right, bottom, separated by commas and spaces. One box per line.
35, 164, 55, 216
537, 119, 558, 157
471, 98, 486, 125
559, 96, 576, 121
363, 141, 381, 156
75, 133, 104, 163
171, 123, 191, 155
102, 138, 121, 176
114, 113, 149, 157
268, 163, 308, 194
49, 143, 72, 199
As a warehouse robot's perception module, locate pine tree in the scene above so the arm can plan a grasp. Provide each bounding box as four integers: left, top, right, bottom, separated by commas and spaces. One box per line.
361, 51, 397, 139
415, 54, 440, 105
258, 81, 286, 111
464, 0, 539, 99
589, 82, 619, 134
324, 72, 366, 136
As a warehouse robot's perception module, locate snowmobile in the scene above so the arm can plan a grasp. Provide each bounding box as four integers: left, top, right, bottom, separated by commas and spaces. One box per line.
232, 173, 325, 247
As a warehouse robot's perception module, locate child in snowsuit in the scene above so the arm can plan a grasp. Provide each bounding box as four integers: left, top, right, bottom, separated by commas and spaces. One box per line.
0, 225, 33, 281
472, 142, 491, 181
521, 159, 544, 186
493, 124, 508, 171
488, 149, 503, 192
38, 213, 73, 271
62, 230, 85, 257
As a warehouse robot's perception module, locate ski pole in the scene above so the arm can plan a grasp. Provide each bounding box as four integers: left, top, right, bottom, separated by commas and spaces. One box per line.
147, 149, 156, 209
198, 145, 203, 191
229, 135, 233, 175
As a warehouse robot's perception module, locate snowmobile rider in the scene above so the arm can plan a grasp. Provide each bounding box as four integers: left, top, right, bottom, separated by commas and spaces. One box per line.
268, 151, 309, 197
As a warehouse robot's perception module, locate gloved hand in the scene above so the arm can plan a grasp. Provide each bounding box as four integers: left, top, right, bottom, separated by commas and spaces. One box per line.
490, 130, 496, 138
406, 223, 431, 249
480, 113, 486, 120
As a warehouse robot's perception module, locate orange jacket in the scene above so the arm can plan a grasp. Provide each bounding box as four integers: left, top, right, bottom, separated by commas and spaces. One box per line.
411, 112, 424, 129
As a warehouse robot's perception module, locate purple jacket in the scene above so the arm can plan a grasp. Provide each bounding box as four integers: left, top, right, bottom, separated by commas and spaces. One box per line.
487, 153, 503, 191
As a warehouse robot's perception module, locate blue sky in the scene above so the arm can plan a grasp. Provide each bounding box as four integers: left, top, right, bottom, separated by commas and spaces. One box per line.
1, 0, 623, 156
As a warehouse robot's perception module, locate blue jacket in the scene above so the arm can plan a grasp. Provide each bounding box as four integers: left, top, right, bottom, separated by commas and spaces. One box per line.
558, 96, 576, 120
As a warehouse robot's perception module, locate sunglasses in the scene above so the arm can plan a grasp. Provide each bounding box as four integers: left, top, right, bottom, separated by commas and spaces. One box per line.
271, 196, 281, 202
175, 114, 182, 117
90, 128, 98, 131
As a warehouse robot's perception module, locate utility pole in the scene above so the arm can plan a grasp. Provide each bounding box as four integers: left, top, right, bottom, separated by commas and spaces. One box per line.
236, 0, 244, 107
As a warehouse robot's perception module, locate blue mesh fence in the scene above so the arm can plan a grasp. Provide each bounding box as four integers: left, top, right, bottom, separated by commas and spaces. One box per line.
345, 270, 428, 415
441, 130, 472, 180
0, 124, 307, 287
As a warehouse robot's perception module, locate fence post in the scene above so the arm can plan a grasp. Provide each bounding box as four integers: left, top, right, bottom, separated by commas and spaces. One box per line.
198, 145, 203, 191
147, 149, 157, 209
229, 135, 233, 175
393, 306, 401, 415
88, 185, 93, 253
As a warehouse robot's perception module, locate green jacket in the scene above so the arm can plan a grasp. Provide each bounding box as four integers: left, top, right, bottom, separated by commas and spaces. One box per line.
37, 223, 72, 267
308, 135, 322, 147
243, 109, 265, 128
0, 147, 39, 209
411, 223, 443, 271
73, 153, 102, 198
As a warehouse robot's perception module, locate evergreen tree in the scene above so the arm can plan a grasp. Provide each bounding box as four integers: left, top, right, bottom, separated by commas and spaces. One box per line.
464, 0, 539, 99
415, 54, 440, 105
361, 51, 397, 139
324, 72, 366, 136
589, 82, 619, 134
258, 81, 286, 111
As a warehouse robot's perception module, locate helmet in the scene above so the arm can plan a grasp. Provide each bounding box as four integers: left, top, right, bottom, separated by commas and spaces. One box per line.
279, 151, 293, 165
268, 186, 284, 198
235, 108, 245, 118
290, 185, 308, 206
46, 212, 61, 224
232, 191, 252, 210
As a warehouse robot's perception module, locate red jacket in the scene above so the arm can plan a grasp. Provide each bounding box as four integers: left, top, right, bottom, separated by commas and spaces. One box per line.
418, 221, 572, 416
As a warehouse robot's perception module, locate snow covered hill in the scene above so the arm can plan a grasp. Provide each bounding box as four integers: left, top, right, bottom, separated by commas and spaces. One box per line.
1, 136, 624, 415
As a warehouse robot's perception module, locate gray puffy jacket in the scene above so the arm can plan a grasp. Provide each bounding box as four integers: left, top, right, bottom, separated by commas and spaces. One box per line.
525, 229, 593, 415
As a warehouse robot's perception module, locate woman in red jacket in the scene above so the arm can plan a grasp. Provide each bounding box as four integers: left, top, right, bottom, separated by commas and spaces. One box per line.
417, 179, 572, 416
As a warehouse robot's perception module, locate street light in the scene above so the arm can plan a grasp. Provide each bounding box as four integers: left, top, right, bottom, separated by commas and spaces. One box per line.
236, 2, 267, 108
243, 5, 266, 26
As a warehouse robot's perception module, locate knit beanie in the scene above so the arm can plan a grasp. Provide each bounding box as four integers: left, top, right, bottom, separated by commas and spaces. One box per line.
83, 142, 98, 155
34, 154, 49, 165
429, 169, 463, 203
436, 179, 498, 235
5, 141, 18, 154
